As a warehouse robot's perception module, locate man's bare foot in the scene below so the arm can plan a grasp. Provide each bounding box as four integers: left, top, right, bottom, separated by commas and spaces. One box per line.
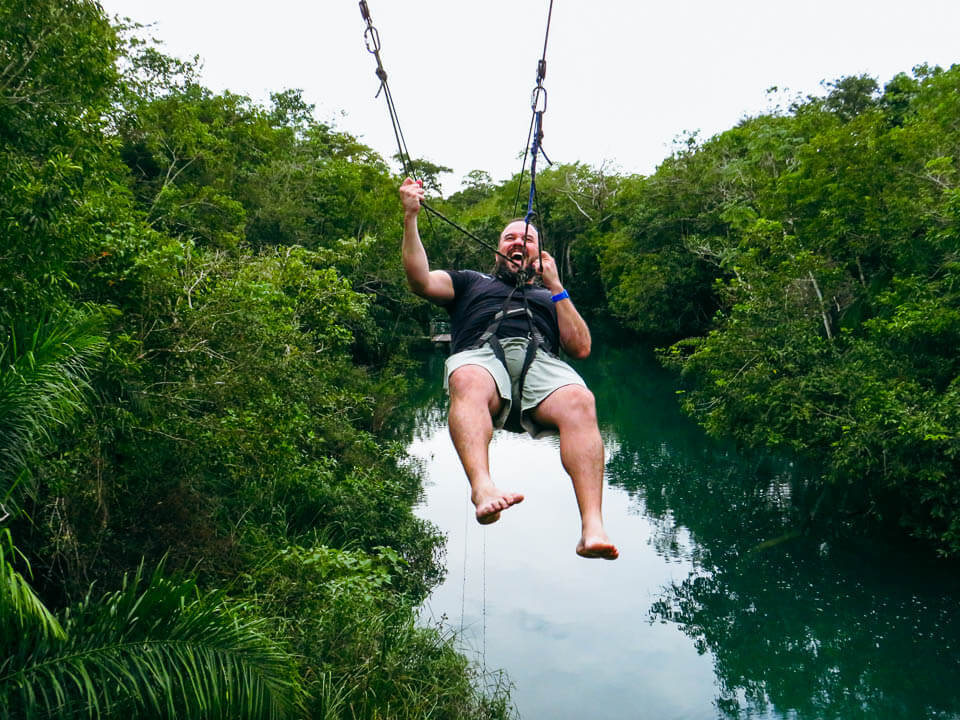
473, 489, 524, 525
576, 534, 619, 560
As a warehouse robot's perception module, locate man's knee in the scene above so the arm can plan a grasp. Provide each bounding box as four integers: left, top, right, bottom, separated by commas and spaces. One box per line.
562, 385, 598, 422
535, 384, 598, 429
449, 365, 502, 414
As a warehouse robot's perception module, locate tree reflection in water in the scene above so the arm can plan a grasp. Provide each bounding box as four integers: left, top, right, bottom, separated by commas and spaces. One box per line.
403, 344, 960, 719
584, 345, 960, 720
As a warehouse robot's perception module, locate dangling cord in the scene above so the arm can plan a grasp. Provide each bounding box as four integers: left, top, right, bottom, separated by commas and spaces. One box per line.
459, 493, 469, 638
481, 527, 487, 674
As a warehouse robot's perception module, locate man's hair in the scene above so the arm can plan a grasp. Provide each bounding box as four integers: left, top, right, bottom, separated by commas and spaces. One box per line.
501, 218, 538, 237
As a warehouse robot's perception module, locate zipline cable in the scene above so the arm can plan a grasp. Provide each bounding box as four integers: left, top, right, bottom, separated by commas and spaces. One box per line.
358, 1, 518, 268
514, 0, 555, 274
359, 0, 559, 283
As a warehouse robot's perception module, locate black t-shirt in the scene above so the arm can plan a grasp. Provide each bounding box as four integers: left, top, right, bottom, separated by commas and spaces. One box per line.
443, 270, 559, 354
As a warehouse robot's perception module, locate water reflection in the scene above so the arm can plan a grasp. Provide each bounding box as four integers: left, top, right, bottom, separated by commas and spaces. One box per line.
406, 345, 960, 719
585, 346, 960, 719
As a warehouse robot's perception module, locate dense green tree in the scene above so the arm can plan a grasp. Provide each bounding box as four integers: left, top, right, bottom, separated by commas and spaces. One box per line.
0, 2, 514, 717
0, 0, 127, 317
651, 65, 960, 554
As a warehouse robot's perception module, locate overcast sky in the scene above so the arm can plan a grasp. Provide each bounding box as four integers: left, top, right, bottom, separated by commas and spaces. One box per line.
99, 0, 960, 194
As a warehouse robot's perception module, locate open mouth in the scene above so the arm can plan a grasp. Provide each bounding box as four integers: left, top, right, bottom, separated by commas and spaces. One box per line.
510, 251, 525, 264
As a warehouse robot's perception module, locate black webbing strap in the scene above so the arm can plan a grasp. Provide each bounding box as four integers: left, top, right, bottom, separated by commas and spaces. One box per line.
470, 282, 548, 433
473, 287, 520, 351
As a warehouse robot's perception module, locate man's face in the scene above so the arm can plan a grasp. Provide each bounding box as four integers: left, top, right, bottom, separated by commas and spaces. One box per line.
496, 221, 539, 274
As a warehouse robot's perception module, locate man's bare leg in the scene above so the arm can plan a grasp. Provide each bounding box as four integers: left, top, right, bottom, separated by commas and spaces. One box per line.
447, 365, 524, 524
533, 385, 619, 559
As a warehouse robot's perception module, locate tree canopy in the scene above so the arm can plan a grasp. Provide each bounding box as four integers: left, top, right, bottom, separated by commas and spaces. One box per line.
2, 1, 959, 715
1, 2, 513, 717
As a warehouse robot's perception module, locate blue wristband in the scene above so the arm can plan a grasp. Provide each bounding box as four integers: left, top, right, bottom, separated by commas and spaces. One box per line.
551, 289, 570, 303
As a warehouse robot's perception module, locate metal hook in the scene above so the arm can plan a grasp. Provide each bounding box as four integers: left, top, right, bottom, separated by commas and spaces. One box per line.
364, 25, 381, 54
530, 85, 547, 113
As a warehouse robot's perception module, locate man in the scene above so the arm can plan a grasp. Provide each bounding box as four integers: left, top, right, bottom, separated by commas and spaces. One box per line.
399, 177, 618, 560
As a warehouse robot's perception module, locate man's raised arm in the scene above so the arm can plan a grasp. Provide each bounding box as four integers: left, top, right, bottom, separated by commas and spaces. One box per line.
399, 178, 454, 304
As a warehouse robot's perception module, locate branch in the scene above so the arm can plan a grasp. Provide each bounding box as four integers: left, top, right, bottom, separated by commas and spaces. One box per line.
0, 17, 56, 96
807, 271, 833, 340
559, 190, 594, 221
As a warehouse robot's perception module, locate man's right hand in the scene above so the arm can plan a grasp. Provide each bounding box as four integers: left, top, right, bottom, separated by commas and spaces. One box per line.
400, 177, 454, 304
399, 177, 424, 215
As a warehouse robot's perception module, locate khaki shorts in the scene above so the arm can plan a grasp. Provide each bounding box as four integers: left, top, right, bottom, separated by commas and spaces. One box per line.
443, 337, 586, 438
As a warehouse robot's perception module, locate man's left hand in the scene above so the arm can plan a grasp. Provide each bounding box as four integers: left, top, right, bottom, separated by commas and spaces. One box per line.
535, 250, 563, 294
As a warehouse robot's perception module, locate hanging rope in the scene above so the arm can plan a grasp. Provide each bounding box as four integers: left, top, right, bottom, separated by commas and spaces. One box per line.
481, 528, 487, 673
358, 1, 517, 269
459, 494, 469, 638
514, 0, 555, 274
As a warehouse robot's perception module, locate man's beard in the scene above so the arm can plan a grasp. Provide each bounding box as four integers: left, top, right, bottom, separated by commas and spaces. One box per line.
494, 257, 540, 285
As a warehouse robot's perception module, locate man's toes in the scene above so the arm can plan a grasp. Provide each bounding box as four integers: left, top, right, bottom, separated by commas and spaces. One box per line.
475, 492, 522, 525
576, 540, 619, 560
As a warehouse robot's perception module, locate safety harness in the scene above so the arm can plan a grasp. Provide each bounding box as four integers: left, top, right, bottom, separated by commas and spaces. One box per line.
358, 0, 558, 433
470, 274, 549, 433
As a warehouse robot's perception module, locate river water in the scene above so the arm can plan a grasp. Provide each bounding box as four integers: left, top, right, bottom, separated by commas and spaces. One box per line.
407, 346, 960, 720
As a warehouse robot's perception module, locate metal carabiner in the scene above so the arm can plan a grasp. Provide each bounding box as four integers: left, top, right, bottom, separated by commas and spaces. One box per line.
364, 25, 381, 54
530, 85, 547, 113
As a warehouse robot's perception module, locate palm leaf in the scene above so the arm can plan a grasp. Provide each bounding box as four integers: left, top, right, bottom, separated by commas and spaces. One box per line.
0, 562, 304, 720
0, 306, 107, 496
0, 529, 66, 651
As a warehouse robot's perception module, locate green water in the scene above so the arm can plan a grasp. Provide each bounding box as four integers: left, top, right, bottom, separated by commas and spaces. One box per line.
407, 346, 960, 720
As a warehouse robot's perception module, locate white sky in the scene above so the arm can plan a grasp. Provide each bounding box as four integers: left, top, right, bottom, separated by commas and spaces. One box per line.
99, 0, 960, 194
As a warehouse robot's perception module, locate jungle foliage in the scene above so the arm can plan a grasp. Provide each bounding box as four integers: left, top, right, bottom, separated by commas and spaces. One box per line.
1, 1, 511, 717
593, 69, 960, 556
2, 0, 959, 714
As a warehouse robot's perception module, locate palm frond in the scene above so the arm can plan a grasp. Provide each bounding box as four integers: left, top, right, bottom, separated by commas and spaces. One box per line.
0, 529, 66, 652
0, 562, 304, 720
0, 306, 107, 488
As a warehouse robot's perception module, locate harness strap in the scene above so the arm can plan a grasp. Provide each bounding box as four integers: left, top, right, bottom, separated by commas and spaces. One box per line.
474, 287, 520, 349
470, 282, 549, 433
481, 332, 539, 434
